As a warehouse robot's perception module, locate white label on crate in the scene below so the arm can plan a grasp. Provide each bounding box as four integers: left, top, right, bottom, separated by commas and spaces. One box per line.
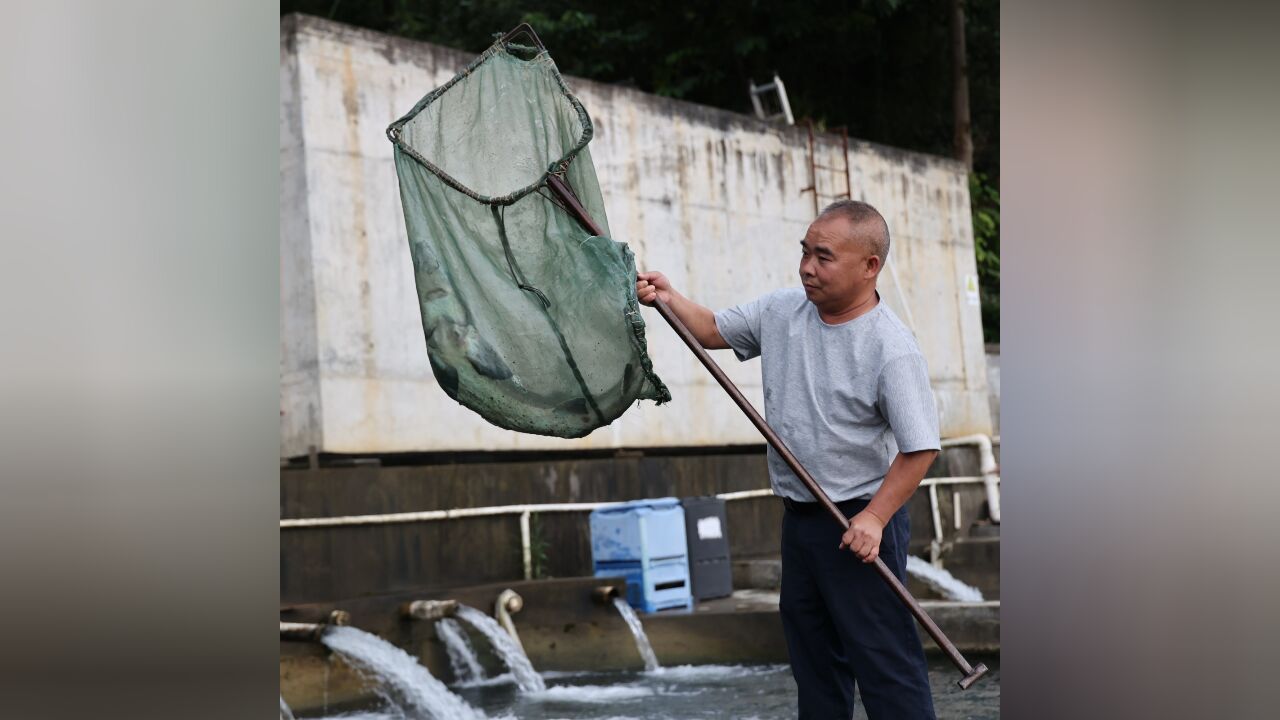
696, 516, 723, 540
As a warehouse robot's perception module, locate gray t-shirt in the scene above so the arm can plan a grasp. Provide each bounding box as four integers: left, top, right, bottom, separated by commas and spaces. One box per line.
714, 288, 940, 502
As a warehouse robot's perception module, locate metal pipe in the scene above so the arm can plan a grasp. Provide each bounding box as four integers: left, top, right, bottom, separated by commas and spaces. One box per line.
983, 474, 1001, 524
592, 585, 621, 604
401, 599, 459, 621
773, 73, 795, 125
494, 589, 526, 651
520, 511, 533, 580
921, 476, 987, 487
953, 489, 963, 532
929, 483, 944, 549
748, 80, 766, 120
940, 434, 1000, 523
277, 480, 981, 529
281, 500, 630, 529
714, 488, 774, 501
279, 608, 349, 642
284, 486, 840, 529
281, 622, 326, 642
940, 434, 998, 474
544, 173, 987, 690
497, 22, 545, 51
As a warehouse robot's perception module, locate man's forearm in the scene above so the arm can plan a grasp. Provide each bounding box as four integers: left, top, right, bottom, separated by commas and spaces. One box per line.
661, 289, 727, 349
864, 449, 939, 524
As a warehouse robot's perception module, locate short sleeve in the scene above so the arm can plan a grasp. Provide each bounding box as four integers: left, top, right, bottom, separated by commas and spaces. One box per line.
714, 293, 769, 361
878, 353, 941, 452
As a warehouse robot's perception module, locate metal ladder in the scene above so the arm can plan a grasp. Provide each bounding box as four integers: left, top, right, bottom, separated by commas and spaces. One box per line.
798, 119, 852, 216
748, 73, 795, 125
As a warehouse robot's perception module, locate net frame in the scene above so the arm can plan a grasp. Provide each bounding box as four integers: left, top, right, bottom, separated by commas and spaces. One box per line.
384, 24, 670, 438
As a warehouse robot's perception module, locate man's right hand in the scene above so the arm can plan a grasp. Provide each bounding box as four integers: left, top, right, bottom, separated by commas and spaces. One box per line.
634, 270, 729, 350
636, 271, 673, 306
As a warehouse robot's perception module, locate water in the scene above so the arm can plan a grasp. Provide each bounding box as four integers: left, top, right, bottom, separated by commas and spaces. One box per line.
320, 625, 487, 720
457, 663, 795, 719
611, 597, 660, 672
455, 605, 548, 693
906, 555, 985, 602
468, 657, 999, 719
437, 617, 486, 683
302, 656, 999, 719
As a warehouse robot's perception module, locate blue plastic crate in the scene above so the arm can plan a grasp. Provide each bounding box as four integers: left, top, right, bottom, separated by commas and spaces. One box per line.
589, 497, 688, 565
594, 558, 693, 613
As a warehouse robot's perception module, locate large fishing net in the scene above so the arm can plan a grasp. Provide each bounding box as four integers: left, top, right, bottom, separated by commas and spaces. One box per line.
387, 31, 670, 438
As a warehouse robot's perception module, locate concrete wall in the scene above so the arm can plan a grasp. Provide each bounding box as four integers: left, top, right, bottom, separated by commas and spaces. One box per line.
279, 452, 780, 604
280, 445, 990, 604
280, 14, 992, 457
986, 344, 1001, 435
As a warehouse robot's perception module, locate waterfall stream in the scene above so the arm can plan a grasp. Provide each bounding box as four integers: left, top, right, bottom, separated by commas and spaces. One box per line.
455, 605, 547, 693
436, 616, 486, 684
612, 597, 660, 672
320, 625, 487, 720
905, 555, 985, 602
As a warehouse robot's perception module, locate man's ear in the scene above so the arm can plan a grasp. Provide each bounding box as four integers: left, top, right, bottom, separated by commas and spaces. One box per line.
864, 255, 881, 278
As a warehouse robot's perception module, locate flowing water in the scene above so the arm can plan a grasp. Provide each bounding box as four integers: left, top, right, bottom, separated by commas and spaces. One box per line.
455, 605, 547, 693
611, 597, 660, 672
905, 555, 985, 602
320, 625, 487, 720
300, 656, 1000, 719
436, 616, 486, 683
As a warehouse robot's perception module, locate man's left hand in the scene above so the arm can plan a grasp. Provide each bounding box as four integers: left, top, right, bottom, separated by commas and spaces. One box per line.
839, 511, 885, 563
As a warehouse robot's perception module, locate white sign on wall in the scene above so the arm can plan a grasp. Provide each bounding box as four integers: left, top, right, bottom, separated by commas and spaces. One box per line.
965, 274, 981, 306
696, 516, 723, 540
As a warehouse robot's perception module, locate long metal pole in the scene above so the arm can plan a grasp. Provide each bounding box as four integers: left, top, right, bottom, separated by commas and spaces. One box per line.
546, 174, 988, 689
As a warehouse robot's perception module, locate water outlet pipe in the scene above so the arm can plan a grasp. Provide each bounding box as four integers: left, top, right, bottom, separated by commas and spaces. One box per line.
280, 609, 349, 642
592, 585, 620, 604
401, 599, 459, 621
280, 622, 326, 642
494, 589, 526, 652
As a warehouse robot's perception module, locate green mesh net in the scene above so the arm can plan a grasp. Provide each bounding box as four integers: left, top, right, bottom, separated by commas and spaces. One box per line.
386, 36, 670, 439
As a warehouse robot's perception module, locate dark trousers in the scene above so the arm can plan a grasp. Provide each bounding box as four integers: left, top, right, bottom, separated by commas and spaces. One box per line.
780, 497, 935, 720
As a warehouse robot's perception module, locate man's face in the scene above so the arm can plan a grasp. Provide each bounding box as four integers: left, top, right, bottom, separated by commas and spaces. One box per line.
799, 216, 875, 306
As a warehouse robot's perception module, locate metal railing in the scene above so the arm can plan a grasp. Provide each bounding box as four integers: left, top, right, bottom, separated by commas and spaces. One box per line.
280, 490, 776, 580
280, 436, 1001, 582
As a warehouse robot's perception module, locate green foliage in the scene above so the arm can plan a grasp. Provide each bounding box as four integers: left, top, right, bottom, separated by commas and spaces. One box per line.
970, 172, 1000, 343
528, 513, 551, 579
282, 1, 998, 178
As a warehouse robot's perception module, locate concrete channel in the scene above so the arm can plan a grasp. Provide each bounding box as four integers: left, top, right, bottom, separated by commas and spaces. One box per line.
280, 575, 998, 713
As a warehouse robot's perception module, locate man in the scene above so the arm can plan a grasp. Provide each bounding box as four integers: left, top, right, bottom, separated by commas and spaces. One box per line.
637, 200, 939, 719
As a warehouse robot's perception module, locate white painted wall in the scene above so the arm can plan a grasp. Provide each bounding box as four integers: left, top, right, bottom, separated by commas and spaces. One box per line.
280, 15, 992, 457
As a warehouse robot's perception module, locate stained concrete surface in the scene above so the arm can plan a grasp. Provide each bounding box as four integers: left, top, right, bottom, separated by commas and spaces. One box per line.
279, 14, 993, 458
281, 577, 998, 713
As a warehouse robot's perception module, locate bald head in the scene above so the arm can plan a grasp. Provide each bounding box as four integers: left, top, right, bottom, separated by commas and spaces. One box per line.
816, 200, 890, 268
